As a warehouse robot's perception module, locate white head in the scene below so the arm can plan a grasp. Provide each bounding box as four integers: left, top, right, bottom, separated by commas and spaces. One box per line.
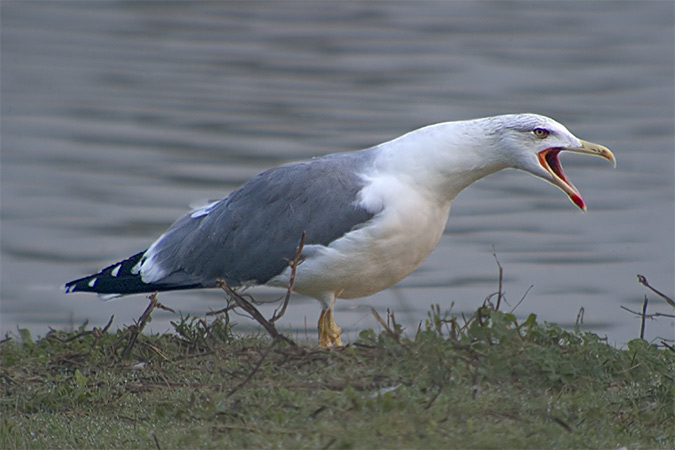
478, 113, 615, 210
373, 113, 615, 210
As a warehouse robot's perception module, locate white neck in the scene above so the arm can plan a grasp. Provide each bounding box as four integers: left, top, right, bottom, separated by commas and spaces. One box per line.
370, 119, 510, 204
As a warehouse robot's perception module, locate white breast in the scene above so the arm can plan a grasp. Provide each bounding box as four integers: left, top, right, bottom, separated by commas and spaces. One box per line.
267, 173, 452, 303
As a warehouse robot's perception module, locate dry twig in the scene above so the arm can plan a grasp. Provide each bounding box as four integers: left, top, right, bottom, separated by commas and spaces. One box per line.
637, 274, 675, 308
271, 231, 306, 323
206, 303, 238, 317
371, 307, 408, 350
492, 248, 504, 310
120, 293, 175, 359
49, 315, 115, 344
216, 280, 296, 347
150, 429, 162, 450
214, 233, 307, 346
619, 305, 675, 320
619, 276, 675, 341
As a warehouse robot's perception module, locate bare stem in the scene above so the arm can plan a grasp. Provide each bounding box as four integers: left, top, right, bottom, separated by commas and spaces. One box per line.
216, 280, 296, 347
271, 232, 307, 324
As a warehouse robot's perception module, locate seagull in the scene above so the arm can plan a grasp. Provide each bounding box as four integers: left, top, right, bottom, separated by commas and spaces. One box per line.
65, 113, 615, 347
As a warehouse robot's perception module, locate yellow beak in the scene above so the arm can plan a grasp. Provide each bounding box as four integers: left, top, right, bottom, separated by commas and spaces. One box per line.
538, 139, 616, 211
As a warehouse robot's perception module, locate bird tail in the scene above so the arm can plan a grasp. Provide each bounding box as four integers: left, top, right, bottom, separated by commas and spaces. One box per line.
65, 251, 197, 297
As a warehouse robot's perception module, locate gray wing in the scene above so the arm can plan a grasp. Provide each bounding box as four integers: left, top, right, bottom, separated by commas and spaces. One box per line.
140, 151, 378, 288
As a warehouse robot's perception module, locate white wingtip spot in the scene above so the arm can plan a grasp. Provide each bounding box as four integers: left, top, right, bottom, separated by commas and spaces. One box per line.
131, 258, 142, 275
111, 264, 122, 277
87, 278, 97, 288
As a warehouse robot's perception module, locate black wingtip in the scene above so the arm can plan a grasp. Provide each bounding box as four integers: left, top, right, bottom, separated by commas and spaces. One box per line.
65, 251, 148, 295
65, 251, 203, 296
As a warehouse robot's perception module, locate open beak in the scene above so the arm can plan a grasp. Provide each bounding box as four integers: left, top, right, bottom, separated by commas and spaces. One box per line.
538, 139, 616, 211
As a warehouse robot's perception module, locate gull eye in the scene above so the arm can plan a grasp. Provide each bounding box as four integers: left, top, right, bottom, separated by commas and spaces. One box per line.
533, 128, 549, 139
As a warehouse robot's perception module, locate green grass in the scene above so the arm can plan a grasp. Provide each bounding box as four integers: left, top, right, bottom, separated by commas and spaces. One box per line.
1, 304, 673, 449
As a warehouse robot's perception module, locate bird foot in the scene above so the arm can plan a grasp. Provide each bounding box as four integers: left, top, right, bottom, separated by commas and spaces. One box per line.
318, 309, 343, 348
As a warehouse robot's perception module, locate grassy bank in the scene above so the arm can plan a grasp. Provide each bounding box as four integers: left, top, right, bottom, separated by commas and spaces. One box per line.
1, 301, 673, 449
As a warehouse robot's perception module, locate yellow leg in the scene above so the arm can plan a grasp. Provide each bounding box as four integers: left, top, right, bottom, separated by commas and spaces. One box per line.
318, 308, 343, 348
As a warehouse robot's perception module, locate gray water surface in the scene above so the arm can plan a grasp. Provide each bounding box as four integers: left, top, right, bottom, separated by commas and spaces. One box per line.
2, 2, 673, 346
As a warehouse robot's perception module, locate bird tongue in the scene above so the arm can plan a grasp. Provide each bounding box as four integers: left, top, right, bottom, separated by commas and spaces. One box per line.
544, 149, 568, 183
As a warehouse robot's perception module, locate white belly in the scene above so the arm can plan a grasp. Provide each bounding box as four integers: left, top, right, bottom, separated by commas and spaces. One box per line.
268, 177, 452, 305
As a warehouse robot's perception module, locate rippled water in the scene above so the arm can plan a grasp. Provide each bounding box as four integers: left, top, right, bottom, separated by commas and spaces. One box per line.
2, 2, 673, 346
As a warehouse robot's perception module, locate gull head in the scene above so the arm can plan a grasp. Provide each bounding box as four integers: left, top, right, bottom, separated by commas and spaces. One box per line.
488, 113, 616, 211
